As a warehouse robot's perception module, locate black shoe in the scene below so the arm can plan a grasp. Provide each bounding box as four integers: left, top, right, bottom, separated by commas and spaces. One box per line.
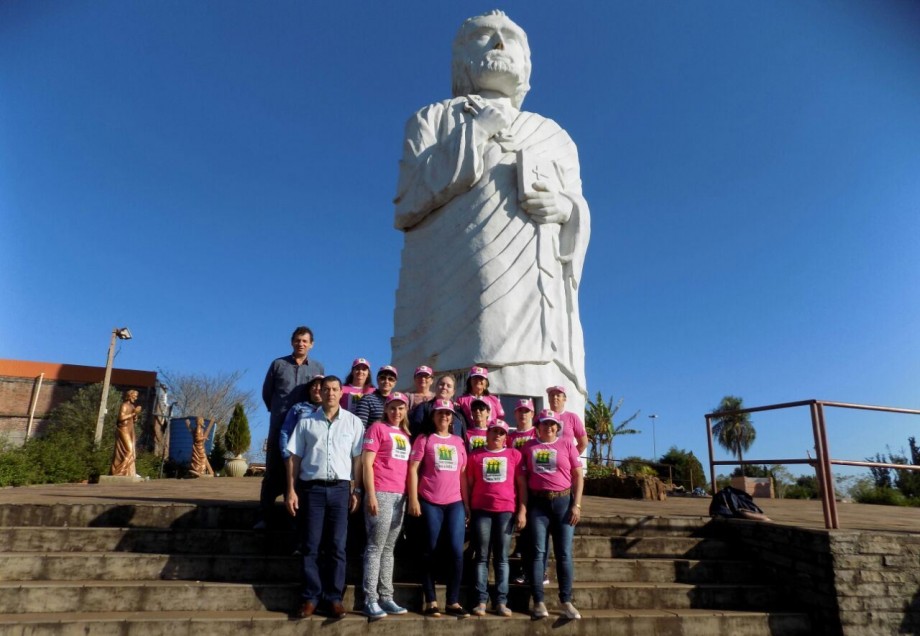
445, 604, 470, 618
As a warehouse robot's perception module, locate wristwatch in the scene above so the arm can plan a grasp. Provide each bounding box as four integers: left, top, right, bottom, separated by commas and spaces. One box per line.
352, 487, 364, 495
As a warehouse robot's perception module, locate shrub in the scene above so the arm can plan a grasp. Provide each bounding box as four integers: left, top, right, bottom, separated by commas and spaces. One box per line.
224, 403, 251, 457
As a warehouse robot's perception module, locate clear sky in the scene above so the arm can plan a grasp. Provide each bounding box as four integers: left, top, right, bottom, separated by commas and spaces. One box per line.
2, 1, 918, 479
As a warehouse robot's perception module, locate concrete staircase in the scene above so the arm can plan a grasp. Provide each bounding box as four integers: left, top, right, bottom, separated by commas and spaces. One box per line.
0, 502, 812, 635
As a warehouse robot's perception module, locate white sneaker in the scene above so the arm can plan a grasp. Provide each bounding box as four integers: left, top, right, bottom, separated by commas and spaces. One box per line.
532, 602, 549, 619
560, 602, 581, 620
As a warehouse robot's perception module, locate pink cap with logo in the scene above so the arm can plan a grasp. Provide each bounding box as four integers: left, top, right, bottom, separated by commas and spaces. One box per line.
469, 365, 489, 378
488, 419, 510, 432
537, 409, 561, 425
351, 357, 371, 369
377, 365, 399, 379
546, 385, 567, 396
414, 365, 434, 377
514, 398, 534, 412
432, 399, 455, 412
385, 391, 408, 405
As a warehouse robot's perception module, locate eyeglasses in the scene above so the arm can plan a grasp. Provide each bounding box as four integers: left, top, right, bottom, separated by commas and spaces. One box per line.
490, 429, 507, 436
379, 376, 397, 383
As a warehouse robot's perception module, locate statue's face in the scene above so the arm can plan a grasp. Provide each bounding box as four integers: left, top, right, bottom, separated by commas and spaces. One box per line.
463, 16, 527, 95
127, 391, 138, 402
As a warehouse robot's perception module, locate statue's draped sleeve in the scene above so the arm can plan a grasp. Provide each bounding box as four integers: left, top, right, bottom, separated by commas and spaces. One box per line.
394, 101, 483, 231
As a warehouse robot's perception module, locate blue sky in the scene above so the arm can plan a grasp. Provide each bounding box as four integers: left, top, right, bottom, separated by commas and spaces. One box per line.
2, 1, 918, 480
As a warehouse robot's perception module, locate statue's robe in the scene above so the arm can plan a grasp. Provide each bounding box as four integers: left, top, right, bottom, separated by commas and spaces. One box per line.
392, 96, 590, 412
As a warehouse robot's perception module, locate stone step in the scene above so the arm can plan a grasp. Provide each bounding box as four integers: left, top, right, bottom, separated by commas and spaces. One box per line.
0, 552, 759, 585
0, 527, 730, 559
0, 609, 813, 636
0, 503, 714, 536
0, 580, 787, 613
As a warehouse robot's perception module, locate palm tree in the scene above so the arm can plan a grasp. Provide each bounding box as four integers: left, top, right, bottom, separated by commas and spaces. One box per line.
585, 391, 640, 464
711, 395, 756, 476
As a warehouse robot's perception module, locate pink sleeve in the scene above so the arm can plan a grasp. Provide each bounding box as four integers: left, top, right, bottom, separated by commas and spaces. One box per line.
410, 434, 427, 462
568, 440, 581, 468
363, 423, 382, 452
574, 415, 587, 438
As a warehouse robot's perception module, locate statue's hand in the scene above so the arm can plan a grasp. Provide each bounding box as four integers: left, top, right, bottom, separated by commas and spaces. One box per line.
522, 181, 573, 224
473, 103, 512, 141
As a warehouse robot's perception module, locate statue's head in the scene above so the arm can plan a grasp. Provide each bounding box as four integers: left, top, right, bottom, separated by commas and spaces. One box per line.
452, 10, 531, 109
126, 390, 139, 401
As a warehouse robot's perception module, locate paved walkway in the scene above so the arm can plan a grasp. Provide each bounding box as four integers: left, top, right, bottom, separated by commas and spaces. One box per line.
1, 479, 918, 533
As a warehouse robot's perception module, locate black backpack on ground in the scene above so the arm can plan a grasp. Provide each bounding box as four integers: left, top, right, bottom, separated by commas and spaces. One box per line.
709, 486, 766, 518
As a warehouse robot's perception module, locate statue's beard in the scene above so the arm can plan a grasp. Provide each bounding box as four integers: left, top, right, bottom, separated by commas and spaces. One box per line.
472, 52, 523, 89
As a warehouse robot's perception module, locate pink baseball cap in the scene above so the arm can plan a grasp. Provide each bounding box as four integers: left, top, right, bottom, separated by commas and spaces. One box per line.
386, 392, 408, 406
537, 409, 561, 425
488, 419, 510, 432
514, 398, 534, 412
432, 399, 455, 412
351, 357, 370, 369
377, 365, 399, 379
469, 365, 489, 378
414, 365, 434, 377
307, 374, 325, 385
546, 385, 567, 396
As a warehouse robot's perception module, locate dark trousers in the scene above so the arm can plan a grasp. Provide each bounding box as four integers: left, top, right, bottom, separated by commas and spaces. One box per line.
528, 494, 575, 603
419, 499, 466, 605
259, 430, 286, 521
296, 479, 350, 604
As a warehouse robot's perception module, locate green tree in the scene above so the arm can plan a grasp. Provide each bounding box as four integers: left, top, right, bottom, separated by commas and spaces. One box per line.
711, 395, 756, 476
585, 391, 640, 464
893, 437, 920, 500
659, 446, 706, 490
224, 403, 251, 458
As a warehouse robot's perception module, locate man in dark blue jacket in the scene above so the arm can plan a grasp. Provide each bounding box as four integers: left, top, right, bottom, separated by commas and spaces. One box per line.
257, 326, 323, 529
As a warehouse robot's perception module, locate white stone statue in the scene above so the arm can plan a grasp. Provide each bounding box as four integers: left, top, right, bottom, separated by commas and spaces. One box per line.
391, 10, 590, 415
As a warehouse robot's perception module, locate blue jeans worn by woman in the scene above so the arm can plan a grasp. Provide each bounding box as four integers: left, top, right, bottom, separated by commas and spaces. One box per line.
527, 494, 575, 603
419, 499, 466, 605
471, 510, 513, 605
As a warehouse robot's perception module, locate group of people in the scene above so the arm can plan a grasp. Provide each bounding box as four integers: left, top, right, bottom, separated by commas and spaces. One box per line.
262, 327, 587, 621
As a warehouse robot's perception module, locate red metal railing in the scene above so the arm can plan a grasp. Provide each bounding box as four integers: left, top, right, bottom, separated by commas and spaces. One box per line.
705, 400, 920, 529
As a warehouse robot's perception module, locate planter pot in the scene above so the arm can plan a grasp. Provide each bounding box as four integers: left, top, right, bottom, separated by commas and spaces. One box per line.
224, 455, 249, 477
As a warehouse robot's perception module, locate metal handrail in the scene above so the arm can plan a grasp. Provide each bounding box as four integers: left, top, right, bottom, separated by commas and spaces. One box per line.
705, 399, 920, 529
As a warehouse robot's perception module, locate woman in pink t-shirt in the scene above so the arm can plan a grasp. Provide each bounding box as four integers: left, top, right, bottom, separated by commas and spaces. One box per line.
464, 397, 492, 452
466, 420, 526, 617
340, 357, 376, 412
361, 392, 412, 619
455, 365, 504, 425
520, 409, 584, 621
407, 399, 469, 618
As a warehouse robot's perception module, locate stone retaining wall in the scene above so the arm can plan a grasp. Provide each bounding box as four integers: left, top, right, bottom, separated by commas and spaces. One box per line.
719, 518, 920, 635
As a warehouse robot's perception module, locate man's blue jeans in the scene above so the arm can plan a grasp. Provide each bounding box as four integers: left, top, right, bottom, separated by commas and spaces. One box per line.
296, 480, 350, 604
471, 510, 513, 605
419, 499, 465, 605
527, 494, 575, 603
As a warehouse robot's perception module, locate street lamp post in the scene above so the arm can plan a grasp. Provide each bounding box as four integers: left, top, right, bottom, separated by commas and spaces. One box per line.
648, 414, 659, 459
94, 327, 133, 447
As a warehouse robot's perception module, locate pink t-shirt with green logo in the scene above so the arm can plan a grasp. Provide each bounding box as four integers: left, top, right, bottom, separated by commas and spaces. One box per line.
467, 447, 522, 513
465, 427, 489, 452
363, 422, 411, 494
521, 437, 580, 492
508, 428, 535, 450
410, 433, 467, 505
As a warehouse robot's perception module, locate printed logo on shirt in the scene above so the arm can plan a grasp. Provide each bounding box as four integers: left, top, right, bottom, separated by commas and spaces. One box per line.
513, 435, 529, 449
434, 444, 458, 471
483, 456, 508, 483
469, 434, 487, 450
533, 448, 558, 474
390, 433, 409, 461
